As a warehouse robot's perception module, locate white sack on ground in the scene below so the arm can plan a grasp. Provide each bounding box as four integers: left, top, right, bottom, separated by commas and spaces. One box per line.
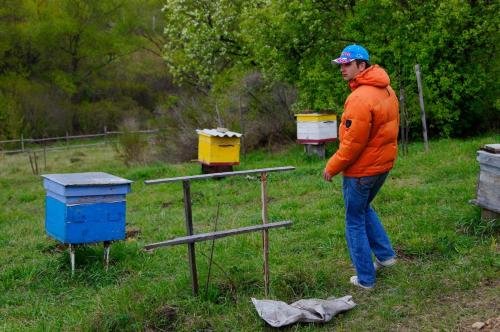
251, 295, 356, 327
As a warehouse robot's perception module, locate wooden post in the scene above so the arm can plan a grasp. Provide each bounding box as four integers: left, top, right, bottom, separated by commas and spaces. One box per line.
43, 144, 47, 169
182, 180, 199, 295
239, 96, 246, 157
399, 86, 408, 155
34, 151, 38, 175
21, 134, 24, 152
66, 131, 69, 149
415, 64, 429, 152
260, 172, 270, 296
28, 152, 36, 175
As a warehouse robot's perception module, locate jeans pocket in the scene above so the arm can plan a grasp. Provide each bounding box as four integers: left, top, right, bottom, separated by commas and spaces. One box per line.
357, 175, 378, 189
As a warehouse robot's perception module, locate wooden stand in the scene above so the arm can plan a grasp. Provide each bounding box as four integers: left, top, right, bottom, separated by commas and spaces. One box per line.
68, 241, 112, 276
144, 166, 295, 296
470, 199, 499, 220
481, 208, 499, 220
201, 164, 233, 174
304, 143, 326, 159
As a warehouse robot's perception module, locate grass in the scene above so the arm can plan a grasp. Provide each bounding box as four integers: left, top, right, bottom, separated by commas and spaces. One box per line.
0, 135, 498, 331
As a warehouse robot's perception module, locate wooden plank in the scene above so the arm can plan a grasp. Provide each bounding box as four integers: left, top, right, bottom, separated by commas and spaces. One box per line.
144, 166, 295, 185
144, 221, 292, 250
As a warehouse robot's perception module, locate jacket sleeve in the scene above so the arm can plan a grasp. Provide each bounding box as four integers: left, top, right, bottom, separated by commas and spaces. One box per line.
325, 96, 371, 176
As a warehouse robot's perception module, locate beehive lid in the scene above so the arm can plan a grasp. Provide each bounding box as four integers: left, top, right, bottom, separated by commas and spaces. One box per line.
42, 172, 132, 187
294, 113, 329, 117
483, 144, 500, 154
196, 128, 242, 138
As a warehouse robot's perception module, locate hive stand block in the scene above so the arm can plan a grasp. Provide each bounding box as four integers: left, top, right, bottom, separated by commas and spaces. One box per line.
304, 143, 326, 159
481, 208, 499, 220
201, 164, 234, 175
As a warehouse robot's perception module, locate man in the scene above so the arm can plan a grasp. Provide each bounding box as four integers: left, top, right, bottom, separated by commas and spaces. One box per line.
323, 44, 399, 289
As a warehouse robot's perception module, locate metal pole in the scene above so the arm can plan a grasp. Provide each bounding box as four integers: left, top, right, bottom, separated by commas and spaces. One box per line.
205, 203, 220, 296
415, 64, 429, 152
103, 241, 111, 271
260, 172, 270, 296
183, 180, 199, 295
69, 244, 75, 277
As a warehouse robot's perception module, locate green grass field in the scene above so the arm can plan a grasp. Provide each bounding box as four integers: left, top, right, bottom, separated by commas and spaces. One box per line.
0, 135, 498, 331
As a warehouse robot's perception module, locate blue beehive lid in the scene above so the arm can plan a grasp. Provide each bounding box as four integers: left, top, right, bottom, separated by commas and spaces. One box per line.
42, 172, 132, 197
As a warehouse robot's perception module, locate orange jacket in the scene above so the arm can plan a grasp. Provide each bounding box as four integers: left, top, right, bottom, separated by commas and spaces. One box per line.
325, 65, 399, 177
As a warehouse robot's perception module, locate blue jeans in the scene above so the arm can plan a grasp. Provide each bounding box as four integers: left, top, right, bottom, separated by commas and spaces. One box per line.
342, 173, 395, 287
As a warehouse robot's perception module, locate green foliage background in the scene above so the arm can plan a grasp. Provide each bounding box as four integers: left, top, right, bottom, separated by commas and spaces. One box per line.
0, 0, 498, 143
162, 0, 499, 137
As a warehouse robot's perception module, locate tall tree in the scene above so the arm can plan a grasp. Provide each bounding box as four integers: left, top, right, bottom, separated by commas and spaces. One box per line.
346, 0, 499, 136
161, 0, 258, 89
162, 0, 499, 137
0, 0, 169, 137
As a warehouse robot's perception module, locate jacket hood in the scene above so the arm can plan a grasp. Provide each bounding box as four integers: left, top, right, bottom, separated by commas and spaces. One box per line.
349, 65, 390, 90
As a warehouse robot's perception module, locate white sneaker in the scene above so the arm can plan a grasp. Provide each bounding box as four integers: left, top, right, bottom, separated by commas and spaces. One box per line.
374, 257, 396, 271
350, 276, 374, 290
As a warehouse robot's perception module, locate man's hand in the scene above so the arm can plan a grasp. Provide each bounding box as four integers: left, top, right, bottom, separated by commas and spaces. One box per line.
323, 169, 333, 182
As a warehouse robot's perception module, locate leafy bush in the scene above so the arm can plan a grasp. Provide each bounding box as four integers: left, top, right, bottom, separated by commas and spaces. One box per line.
114, 120, 151, 166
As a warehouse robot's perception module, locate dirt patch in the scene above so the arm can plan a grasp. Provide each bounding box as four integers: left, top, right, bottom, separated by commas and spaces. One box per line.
467, 317, 500, 331
145, 305, 177, 332
390, 175, 422, 188
397, 278, 499, 331
394, 245, 419, 260
40, 241, 67, 254
126, 227, 141, 239
455, 279, 500, 331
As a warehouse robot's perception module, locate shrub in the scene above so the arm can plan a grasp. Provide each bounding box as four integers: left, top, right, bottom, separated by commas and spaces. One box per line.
114, 119, 151, 166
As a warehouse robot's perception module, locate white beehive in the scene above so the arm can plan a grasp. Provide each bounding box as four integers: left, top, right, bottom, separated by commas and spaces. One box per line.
473, 144, 500, 214
296, 113, 337, 144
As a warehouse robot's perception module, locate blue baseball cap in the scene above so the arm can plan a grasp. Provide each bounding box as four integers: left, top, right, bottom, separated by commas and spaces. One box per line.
332, 44, 370, 64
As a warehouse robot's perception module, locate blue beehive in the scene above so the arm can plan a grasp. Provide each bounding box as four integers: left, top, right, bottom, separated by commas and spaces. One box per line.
42, 172, 132, 244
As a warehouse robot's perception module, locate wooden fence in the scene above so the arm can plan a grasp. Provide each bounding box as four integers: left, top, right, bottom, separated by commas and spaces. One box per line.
0, 129, 159, 154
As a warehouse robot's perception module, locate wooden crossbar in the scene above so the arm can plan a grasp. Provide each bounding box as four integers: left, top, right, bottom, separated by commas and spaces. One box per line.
144, 166, 295, 184
145, 221, 292, 250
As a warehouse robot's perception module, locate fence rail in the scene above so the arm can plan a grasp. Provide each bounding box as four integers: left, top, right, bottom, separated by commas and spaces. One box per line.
0, 129, 159, 154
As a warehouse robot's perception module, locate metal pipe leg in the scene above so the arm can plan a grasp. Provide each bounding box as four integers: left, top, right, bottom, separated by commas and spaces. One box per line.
103, 241, 111, 271
69, 244, 75, 277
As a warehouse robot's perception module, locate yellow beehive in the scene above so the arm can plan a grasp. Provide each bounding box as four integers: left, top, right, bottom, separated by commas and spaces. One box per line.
196, 129, 242, 165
